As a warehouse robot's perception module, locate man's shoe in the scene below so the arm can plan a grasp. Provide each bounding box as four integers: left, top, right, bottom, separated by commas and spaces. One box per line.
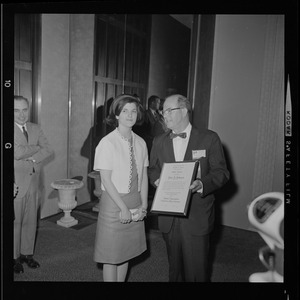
20, 255, 40, 269
14, 260, 24, 274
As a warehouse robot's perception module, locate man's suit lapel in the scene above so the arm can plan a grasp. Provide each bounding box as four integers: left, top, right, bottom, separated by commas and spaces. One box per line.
184, 127, 199, 161
15, 123, 28, 144
162, 128, 199, 162
147, 110, 156, 124
26, 122, 32, 143
164, 131, 175, 162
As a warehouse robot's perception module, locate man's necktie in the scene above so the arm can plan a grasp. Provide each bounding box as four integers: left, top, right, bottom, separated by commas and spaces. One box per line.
169, 132, 187, 139
22, 126, 28, 142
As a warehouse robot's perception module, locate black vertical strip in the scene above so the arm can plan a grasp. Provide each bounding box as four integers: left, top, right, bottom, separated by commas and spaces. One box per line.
284, 6, 298, 299
67, 14, 72, 178
192, 15, 216, 130
144, 14, 152, 102
2, 5, 15, 299
31, 14, 41, 124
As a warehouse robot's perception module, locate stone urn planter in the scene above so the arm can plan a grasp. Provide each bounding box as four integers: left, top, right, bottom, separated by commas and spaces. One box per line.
51, 178, 84, 227
88, 170, 102, 212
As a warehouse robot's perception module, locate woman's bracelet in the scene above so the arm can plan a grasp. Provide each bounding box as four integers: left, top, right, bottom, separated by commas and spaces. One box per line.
141, 208, 147, 214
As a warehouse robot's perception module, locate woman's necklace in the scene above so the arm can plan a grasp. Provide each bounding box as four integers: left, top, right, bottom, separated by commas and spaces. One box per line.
117, 127, 132, 141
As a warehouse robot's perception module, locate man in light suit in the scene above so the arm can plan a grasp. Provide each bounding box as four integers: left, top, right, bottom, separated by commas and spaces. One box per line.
148, 94, 230, 282
14, 95, 53, 274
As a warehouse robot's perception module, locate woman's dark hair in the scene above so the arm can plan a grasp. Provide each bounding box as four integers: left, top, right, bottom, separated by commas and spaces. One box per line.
106, 94, 145, 127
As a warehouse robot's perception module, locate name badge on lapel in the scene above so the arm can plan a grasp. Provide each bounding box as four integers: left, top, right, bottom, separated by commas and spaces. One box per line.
192, 150, 206, 160
192, 150, 206, 178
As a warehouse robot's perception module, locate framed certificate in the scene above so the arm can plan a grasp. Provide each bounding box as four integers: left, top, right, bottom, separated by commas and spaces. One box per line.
150, 160, 199, 216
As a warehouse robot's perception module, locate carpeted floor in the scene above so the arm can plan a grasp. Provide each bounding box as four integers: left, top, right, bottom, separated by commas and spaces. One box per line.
12, 201, 269, 283
43, 208, 98, 230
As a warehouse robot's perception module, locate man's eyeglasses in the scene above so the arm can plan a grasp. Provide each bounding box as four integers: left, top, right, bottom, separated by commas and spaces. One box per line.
162, 107, 181, 116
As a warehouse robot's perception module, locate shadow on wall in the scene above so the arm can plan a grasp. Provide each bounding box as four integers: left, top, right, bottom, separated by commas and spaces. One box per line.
214, 144, 238, 227
207, 143, 238, 280
80, 98, 114, 200
37, 152, 55, 217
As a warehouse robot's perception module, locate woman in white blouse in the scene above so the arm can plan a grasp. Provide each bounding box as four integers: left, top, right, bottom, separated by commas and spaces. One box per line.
93, 94, 148, 281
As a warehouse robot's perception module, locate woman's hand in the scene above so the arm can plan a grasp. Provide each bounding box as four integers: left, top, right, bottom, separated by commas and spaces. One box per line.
119, 208, 132, 224
133, 207, 147, 221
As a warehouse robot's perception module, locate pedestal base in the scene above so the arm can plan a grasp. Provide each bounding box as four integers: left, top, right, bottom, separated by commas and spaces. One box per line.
57, 217, 78, 228
249, 271, 283, 282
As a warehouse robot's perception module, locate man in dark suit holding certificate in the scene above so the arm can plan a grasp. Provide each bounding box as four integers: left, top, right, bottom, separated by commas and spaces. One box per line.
148, 94, 229, 282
